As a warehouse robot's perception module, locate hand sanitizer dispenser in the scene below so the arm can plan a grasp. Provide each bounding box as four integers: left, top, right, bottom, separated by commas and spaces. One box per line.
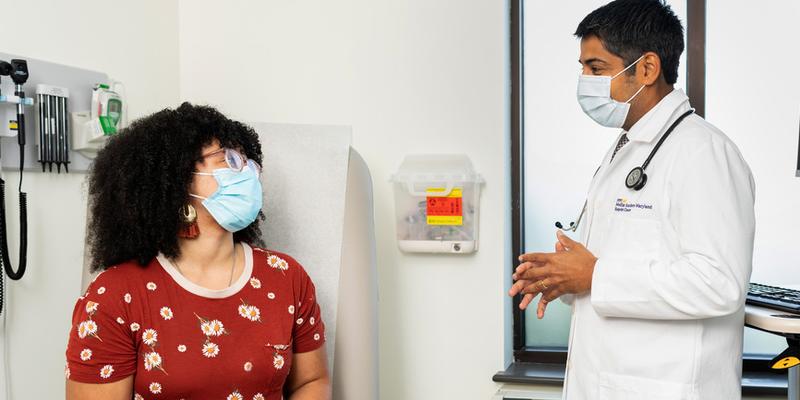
391, 154, 483, 253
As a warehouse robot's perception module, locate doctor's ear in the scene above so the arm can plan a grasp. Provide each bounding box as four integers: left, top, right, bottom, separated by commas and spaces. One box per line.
638, 52, 662, 86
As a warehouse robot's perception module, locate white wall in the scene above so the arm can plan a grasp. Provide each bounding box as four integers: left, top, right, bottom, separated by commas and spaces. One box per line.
179, 0, 509, 398
351, 1, 508, 397
706, 0, 800, 286
0, 1, 179, 398
705, 0, 800, 357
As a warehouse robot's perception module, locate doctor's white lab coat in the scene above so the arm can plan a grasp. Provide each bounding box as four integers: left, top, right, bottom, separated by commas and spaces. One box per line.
562, 89, 755, 400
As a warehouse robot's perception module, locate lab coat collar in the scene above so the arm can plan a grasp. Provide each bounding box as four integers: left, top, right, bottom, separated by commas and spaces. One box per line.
626, 89, 691, 143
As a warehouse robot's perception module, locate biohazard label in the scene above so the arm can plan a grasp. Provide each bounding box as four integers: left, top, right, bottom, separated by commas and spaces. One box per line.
426, 188, 463, 225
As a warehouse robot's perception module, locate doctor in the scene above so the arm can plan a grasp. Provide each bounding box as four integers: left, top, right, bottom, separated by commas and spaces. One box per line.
509, 0, 755, 399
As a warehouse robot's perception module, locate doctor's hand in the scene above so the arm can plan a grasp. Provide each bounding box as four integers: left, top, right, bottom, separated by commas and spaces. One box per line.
509, 231, 597, 317
509, 239, 567, 313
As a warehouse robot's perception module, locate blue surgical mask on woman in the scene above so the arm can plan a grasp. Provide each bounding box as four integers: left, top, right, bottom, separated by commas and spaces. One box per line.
576, 55, 645, 128
190, 159, 263, 232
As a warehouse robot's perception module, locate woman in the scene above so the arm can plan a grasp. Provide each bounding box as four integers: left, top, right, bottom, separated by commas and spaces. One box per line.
65, 103, 330, 399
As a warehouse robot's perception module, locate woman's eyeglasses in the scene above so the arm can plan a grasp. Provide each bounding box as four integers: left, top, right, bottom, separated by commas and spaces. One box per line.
197, 147, 261, 174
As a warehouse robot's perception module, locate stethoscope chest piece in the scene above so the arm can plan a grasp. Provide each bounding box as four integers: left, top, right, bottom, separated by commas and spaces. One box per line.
622, 108, 694, 192
626, 166, 647, 191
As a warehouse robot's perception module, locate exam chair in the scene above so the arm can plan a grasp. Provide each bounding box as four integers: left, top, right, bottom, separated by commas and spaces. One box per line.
329, 147, 379, 400
253, 124, 380, 400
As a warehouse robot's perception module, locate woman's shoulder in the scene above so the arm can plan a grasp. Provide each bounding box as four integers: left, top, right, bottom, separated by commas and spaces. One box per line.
251, 246, 312, 280
83, 258, 161, 295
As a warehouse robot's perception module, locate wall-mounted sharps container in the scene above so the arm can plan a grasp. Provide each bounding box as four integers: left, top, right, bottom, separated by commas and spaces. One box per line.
391, 154, 483, 254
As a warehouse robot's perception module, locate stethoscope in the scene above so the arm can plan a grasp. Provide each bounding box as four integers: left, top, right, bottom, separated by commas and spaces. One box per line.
555, 108, 695, 232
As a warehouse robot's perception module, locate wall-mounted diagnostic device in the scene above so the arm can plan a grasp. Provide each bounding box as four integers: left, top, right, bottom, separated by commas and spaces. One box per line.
72, 82, 126, 159
391, 154, 483, 254
0, 53, 125, 320
0, 52, 121, 172
36, 84, 70, 172
0, 58, 32, 316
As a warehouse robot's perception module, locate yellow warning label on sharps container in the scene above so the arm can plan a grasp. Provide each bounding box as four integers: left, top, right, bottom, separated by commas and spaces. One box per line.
425, 188, 463, 225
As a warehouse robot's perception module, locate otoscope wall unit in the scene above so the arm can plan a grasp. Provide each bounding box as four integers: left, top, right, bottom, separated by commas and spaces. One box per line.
0, 52, 115, 173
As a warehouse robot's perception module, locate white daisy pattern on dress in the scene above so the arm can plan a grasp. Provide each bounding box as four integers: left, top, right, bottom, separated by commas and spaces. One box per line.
237, 304, 249, 318
84, 320, 98, 335
144, 351, 163, 372
142, 329, 158, 346
77, 321, 88, 339
64, 365, 70, 379
160, 306, 174, 320
99, 364, 114, 379
149, 382, 162, 394
245, 306, 261, 322
85, 301, 99, 314
209, 319, 225, 336
66, 247, 327, 395
195, 314, 228, 338
273, 354, 285, 370
276, 258, 289, 271
202, 342, 220, 358
238, 299, 262, 322
96, 286, 106, 295
78, 320, 102, 341
227, 391, 244, 400
200, 321, 214, 336
266, 254, 280, 268
266, 254, 290, 273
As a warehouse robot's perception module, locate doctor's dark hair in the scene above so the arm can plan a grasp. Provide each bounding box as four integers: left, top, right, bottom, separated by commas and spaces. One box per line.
574, 0, 684, 85
85, 102, 265, 272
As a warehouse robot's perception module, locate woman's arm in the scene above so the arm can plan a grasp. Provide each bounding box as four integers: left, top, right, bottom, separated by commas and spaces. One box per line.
285, 346, 331, 400
66, 376, 133, 400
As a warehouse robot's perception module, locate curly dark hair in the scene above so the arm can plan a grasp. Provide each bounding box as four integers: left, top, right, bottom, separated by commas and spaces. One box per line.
86, 102, 265, 272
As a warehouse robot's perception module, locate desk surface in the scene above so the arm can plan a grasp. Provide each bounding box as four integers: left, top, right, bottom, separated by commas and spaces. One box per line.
746, 304, 800, 335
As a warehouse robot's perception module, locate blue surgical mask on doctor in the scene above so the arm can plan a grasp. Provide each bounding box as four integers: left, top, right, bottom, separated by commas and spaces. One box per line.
190, 148, 263, 233
577, 55, 646, 128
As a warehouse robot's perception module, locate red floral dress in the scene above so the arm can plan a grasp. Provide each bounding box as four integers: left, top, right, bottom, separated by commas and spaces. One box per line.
65, 243, 325, 400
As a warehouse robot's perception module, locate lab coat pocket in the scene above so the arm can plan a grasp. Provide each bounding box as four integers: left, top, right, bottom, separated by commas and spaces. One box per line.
604, 216, 661, 259
598, 372, 697, 400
